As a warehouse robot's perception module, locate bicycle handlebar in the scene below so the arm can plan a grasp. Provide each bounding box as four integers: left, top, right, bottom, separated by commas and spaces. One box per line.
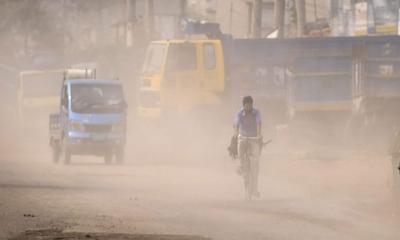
238, 135, 261, 140
238, 136, 272, 146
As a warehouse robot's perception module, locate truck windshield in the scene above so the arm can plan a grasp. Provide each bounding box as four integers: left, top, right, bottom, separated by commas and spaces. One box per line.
71, 84, 125, 113
166, 43, 197, 71
143, 43, 166, 74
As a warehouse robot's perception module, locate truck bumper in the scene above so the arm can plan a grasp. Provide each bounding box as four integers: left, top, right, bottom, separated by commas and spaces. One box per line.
65, 133, 125, 156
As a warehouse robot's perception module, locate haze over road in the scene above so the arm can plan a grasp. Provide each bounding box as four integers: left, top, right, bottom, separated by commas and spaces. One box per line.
0, 127, 399, 240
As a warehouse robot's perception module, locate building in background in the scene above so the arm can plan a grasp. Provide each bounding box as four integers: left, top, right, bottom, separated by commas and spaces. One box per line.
214, 0, 329, 38
4, 0, 400, 71
215, 0, 400, 38
330, 0, 399, 36
70, 0, 185, 49
215, 0, 274, 38
306, 0, 330, 23
187, 0, 217, 21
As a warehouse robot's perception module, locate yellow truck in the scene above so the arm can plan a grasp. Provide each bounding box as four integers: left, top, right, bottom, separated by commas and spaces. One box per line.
18, 68, 95, 129
136, 22, 287, 124
138, 39, 225, 118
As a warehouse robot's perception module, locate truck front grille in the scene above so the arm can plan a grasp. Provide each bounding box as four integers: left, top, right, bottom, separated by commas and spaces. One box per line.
84, 124, 112, 133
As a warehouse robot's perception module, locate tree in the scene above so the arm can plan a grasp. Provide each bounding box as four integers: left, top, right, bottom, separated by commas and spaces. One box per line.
295, 0, 306, 36
252, 0, 262, 38
274, 0, 286, 38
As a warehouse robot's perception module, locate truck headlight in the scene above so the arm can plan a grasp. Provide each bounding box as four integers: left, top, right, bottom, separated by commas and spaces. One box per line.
70, 121, 84, 132
112, 123, 125, 132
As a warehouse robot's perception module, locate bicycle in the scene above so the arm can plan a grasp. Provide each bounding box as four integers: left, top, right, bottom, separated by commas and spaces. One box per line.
239, 136, 264, 201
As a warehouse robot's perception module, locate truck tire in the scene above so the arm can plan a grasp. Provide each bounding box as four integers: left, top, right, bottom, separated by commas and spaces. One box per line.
104, 151, 113, 165
52, 142, 60, 163
115, 148, 124, 164
62, 137, 71, 165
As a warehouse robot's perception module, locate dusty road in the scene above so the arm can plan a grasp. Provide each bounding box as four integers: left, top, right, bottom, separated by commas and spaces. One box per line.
0, 129, 399, 240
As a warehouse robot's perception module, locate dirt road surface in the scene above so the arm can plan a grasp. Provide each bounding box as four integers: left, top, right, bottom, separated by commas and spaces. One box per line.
0, 128, 399, 240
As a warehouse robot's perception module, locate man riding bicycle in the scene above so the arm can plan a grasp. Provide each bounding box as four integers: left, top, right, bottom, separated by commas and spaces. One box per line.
233, 96, 262, 198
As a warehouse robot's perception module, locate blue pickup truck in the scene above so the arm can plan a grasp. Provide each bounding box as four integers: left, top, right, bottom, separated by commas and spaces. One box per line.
49, 79, 127, 164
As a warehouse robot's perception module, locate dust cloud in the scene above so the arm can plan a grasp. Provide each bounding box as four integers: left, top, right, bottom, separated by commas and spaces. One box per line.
0, 1, 399, 240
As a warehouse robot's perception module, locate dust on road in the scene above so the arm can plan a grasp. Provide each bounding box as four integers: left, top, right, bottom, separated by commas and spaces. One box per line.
0, 128, 399, 240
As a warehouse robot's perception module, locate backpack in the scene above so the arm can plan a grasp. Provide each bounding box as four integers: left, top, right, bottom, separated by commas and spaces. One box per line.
227, 136, 238, 159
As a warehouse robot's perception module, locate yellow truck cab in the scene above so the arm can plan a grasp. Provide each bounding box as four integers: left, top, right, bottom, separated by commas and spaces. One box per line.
138, 38, 225, 118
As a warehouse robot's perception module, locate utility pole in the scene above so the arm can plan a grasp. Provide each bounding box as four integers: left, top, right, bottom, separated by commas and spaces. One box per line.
274, 0, 285, 38
252, 0, 263, 38
62, 0, 67, 55
295, 0, 306, 37
313, 0, 317, 20
95, 0, 104, 45
229, 2, 233, 34
145, 0, 154, 40
125, 0, 136, 47
126, 0, 136, 23
179, 0, 186, 36
179, 0, 186, 19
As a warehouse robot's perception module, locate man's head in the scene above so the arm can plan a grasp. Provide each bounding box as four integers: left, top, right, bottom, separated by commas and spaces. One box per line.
242, 96, 253, 112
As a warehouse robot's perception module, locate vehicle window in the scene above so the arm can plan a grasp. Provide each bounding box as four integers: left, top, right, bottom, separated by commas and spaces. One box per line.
143, 44, 166, 74
71, 84, 125, 113
204, 43, 216, 70
166, 43, 197, 71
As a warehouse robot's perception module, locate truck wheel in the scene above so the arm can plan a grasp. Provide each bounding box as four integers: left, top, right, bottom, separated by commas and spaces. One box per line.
115, 149, 124, 164
62, 137, 71, 165
104, 151, 113, 165
52, 143, 60, 163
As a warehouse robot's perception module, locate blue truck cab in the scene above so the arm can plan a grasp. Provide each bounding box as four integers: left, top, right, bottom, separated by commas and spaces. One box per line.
49, 79, 127, 164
